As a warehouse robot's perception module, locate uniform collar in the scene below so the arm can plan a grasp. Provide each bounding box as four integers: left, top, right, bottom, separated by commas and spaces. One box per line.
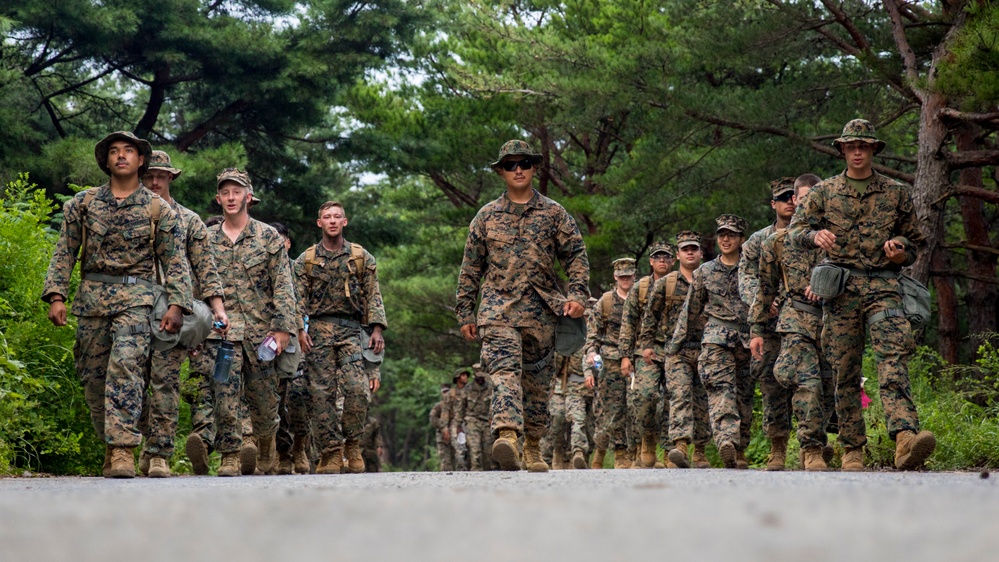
498, 189, 545, 213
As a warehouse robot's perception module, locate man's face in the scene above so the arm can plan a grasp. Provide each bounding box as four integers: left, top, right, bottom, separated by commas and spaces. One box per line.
649, 253, 674, 276
107, 141, 143, 178
841, 141, 875, 174
317, 205, 348, 238
677, 245, 702, 269
458, 373, 468, 385
793, 185, 812, 207
216, 182, 251, 217
615, 273, 635, 293
497, 157, 535, 191
441, 387, 450, 396
771, 192, 795, 222
716, 229, 743, 256
475, 375, 485, 385
142, 170, 173, 197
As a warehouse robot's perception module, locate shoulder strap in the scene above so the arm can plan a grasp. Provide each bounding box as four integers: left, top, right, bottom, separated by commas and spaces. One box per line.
638, 276, 651, 306
774, 230, 790, 293
664, 271, 682, 301
149, 196, 164, 285
304, 244, 318, 276
600, 291, 613, 320
349, 242, 366, 275
78, 188, 98, 265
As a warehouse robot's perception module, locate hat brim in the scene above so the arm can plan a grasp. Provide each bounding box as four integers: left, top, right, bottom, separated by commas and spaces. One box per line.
677, 241, 700, 249
95, 132, 153, 176
716, 227, 744, 235
615, 268, 637, 277
490, 153, 544, 169
772, 187, 794, 198
148, 166, 182, 179
833, 137, 886, 156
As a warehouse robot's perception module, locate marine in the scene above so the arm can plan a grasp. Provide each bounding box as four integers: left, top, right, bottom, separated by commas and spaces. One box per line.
459, 364, 495, 471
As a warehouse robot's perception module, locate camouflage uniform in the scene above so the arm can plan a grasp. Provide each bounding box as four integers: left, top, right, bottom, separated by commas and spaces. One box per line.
554, 350, 591, 458
749, 229, 834, 450
455, 189, 589, 441
361, 415, 384, 472
275, 253, 310, 468
293, 240, 387, 458
429, 397, 454, 471
184, 350, 217, 452
789, 167, 927, 450
43, 179, 193, 450
459, 369, 495, 471
668, 215, 753, 455
586, 287, 629, 452
444, 382, 469, 471
205, 214, 298, 456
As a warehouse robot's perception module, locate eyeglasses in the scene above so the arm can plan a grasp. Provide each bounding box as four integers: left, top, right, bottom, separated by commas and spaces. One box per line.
650, 255, 672, 262
773, 192, 794, 203
499, 159, 535, 172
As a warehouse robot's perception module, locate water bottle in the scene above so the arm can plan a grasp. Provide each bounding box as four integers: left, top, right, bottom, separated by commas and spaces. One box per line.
593, 354, 603, 371
257, 335, 278, 362
213, 340, 235, 383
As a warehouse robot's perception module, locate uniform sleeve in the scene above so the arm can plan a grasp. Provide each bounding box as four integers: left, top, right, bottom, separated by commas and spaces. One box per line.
42, 196, 83, 303
430, 403, 442, 430
584, 294, 606, 357
789, 184, 827, 250
749, 238, 780, 339
893, 187, 926, 267
666, 270, 704, 354
268, 238, 298, 335
362, 250, 387, 329
456, 389, 467, 426
638, 278, 667, 352
186, 216, 224, 301
738, 231, 763, 307
455, 214, 487, 326
617, 287, 639, 358
556, 209, 591, 307
156, 208, 194, 314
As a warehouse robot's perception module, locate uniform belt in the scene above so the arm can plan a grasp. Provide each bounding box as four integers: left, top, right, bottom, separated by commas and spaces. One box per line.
682, 341, 701, 350
867, 308, 905, 329
844, 267, 898, 279
84, 273, 157, 287
113, 323, 150, 340
707, 316, 741, 330
523, 353, 553, 373
311, 315, 361, 329
790, 299, 822, 316
337, 352, 362, 367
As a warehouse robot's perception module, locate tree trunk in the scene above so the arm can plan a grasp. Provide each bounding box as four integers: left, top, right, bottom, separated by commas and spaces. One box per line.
931, 247, 960, 364
907, 91, 950, 286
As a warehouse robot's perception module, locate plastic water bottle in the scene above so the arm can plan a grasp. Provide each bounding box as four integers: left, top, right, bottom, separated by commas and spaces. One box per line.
593, 354, 603, 371
257, 335, 278, 362
213, 340, 235, 383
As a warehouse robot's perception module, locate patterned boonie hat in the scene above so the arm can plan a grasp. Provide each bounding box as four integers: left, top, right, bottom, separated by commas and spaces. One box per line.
612, 257, 637, 276
490, 140, 543, 168
95, 131, 153, 176
147, 150, 182, 179
216, 168, 261, 204
676, 230, 701, 249
833, 119, 886, 155
771, 177, 796, 198
649, 241, 675, 258
715, 214, 748, 235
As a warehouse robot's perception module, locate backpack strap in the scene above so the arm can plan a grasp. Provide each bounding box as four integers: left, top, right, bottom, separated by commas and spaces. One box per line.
600, 291, 613, 321
638, 276, 651, 308
773, 230, 790, 294
303, 244, 319, 276
149, 196, 163, 285
77, 188, 99, 267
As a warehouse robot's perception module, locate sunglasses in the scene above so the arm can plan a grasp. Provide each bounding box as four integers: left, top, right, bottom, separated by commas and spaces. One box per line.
773, 192, 794, 203
499, 159, 535, 172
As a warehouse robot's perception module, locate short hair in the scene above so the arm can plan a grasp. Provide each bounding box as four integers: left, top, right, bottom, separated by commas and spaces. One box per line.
794, 173, 822, 196
269, 222, 289, 238
204, 215, 224, 228
318, 201, 346, 218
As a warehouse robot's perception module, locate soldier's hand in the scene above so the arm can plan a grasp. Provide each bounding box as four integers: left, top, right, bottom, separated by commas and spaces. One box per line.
443, 429, 451, 441
769, 301, 779, 318
750, 336, 764, 360
212, 307, 230, 337
812, 229, 837, 251
368, 325, 385, 354
48, 300, 67, 327
883, 239, 906, 264
584, 374, 595, 389
271, 330, 290, 354
460, 324, 478, 341
563, 301, 585, 319
621, 357, 633, 376
804, 286, 820, 302
161, 305, 184, 333
369, 378, 381, 393
642, 348, 654, 363
299, 329, 313, 354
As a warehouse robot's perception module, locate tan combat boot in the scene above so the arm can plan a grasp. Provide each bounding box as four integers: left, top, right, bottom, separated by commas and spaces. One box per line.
138, 450, 151, 476
736, 449, 749, 470
257, 433, 277, 475
692, 444, 711, 469
895, 430, 936, 471
802, 447, 828, 472
186, 433, 210, 476
822, 444, 835, 465
148, 456, 171, 478
277, 451, 294, 475
624, 446, 636, 468
718, 441, 737, 469
613, 448, 631, 469
492, 429, 521, 471
344, 439, 365, 473
766, 436, 788, 471
292, 435, 311, 474
102, 445, 112, 478
842, 447, 865, 472
572, 450, 588, 469
668, 439, 691, 469
108, 447, 136, 479
552, 450, 567, 470
317, 444, 344, 474
523, 436, 550, 473
639, 434, 657, 469
590, 448, 606, 470
239, 436, 258, 476
218, 453, 241, 477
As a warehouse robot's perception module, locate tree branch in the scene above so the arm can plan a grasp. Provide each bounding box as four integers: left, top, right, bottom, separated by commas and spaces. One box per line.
932, 184, 999, 207
945, 150, 999, 170
930, 269, 999, 285
175, 99, 252, 151
938, 107, 999, 127
940, 242, 999, 256
883, 0, 922, 99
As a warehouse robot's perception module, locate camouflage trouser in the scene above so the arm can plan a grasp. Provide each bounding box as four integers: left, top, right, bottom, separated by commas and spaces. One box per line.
75, 307, 152, 447
775, 332, 834, 449
565, 381, 590, 454
656, 393, 670, 450
450, 426, 468, 471
823, 277, 919, 448
436, 431, 455, 471
698, 343, 753, 450
466, 417, 493, 471
755, 331, 792, 440
480, 323, 556, 440
202, 339, 279, 453
547, 387, 567, 460
276, 371, 311, 457
139, 344, 185, 458
305, 321, 368, 454
628, 357, 665, 442
664, 348, 711, 446
593, 357, 628, 450
583, 393, 595, 455
184, 349, 216, 452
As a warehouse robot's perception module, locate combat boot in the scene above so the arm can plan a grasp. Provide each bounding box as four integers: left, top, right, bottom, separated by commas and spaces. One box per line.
108, 447, 136, 479
718, 441, 737, 469
736, 449, 749, 470
692, 444, 711, 469
148, 456, 171, 478
552, 450, 567, 470
186, 433, 210, 476
344, 439, 365, 473
523, 436, 549, 473
766, 436, 788, 471
317, 444, 344, 474
257, 433, 277, 475
292, 435, 311, 474
218, 453, 241, 477
492, 429, 521, 471
842, 447, 865, 472
239, 436, 258, 476
613, 448, 631, 469
572, 450, 588, 469
624, 446, 636, 468
895, 430, 936, 471
138, 450, 151, 476
277, 451, 294, 475
822, 444, 835, 465
590, 448, 606, 470
802, 447, 828, 472
639, 434, 657, 468
102, 445, 112, 478
668, 439, 691, 469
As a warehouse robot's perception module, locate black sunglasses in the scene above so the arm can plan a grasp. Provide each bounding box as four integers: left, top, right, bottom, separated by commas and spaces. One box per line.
773, 192, 794, 203
499, 159, 535, 172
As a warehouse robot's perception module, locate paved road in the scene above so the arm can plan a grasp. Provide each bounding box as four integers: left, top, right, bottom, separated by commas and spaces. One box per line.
1, 469, 995, 562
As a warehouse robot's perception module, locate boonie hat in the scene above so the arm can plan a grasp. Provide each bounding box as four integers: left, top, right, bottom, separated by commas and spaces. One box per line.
833, 119, 886, 155
676, 230, 701, 249
95, 131, 153, 177
771, 177, 796, 198
554, 314, 587, 356
612, 257, 637, 276
490, 140, 543, 169
216, 167, 261, 205
147, 150, 182, 179
649, 241, 674, 258
715, 214, 748, 235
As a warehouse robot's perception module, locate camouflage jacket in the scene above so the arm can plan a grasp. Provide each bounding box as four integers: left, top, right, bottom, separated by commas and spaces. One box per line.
458, 378, 493, 423
172, 200, 224, 302
617, 274, 664, 359
455, 190, 590, 327
585, 290, 626, 360
788, 170, 925, 270
739, 223, 780, 336
749, 231, 825, 341
42, 184, 193, 316
293, 240, 387, 329
429, 401, 445, 433
205, 218, 297, 343
667, 257, 748, 353
442, 385, 465, 432
638, 272, 691, 357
